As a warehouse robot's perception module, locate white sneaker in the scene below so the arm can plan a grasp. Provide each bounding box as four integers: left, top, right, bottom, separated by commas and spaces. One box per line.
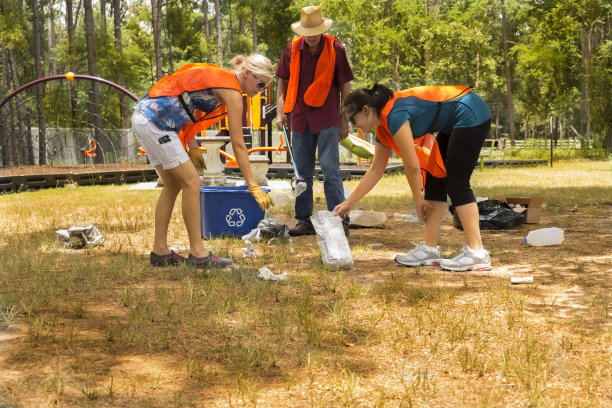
440, 245, 491, 272
395, 241, 441, 267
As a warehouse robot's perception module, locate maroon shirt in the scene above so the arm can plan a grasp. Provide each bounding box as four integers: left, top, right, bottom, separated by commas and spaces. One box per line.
276, 37, 354, 134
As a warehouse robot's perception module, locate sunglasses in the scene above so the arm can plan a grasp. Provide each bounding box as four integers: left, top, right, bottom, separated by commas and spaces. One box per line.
252, 73, 267, 90
348, 106, 364, 126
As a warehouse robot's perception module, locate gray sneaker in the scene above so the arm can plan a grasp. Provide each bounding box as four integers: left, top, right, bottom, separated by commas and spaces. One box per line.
440, 245, 491, 272
395, 241, 441, 267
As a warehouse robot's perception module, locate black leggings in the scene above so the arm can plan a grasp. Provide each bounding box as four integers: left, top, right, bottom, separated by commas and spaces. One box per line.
424, 118, 491, 207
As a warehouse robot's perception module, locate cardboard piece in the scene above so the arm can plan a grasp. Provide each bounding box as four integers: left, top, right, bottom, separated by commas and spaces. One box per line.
494, 196, 543, 224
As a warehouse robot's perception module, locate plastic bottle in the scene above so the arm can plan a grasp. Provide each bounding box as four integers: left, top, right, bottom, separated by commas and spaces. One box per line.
523, 227, 564, 246
269, 192, 293, 206
393, 213, 419, 223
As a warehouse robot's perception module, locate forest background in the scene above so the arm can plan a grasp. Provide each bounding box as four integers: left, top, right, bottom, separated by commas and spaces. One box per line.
0, 0, 610, 157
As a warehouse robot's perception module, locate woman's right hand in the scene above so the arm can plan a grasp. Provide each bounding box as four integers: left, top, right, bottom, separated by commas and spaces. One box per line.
333, 201, 352, 219
415, 199, 435, 223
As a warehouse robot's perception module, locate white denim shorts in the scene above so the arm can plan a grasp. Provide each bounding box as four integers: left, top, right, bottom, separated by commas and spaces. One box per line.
131, 111, 189, 170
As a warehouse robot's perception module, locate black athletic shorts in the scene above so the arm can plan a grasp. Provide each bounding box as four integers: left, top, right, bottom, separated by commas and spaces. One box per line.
424, 118, 491, 207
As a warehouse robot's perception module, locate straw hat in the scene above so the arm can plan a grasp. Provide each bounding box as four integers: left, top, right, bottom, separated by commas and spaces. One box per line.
291, 6, 333, 36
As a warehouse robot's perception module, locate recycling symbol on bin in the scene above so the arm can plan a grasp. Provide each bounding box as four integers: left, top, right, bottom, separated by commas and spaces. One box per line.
225, 208, 246, 227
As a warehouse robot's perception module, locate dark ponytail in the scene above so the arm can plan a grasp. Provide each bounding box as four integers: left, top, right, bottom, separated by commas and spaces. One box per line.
343, 83, 394, 117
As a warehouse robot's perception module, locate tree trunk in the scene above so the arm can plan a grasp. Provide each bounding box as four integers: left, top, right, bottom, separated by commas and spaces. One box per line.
163, 14, 174, 73
84, 0, 104, 163
113, 0, 127, 130
100, 0, 107, 45
495, 90, 501, 140
251, 6, 257, 53
500, 0, 515, 145
239, 9, 244, 35
215, 0, 223, 64
151, 0, 163, 80
48, 0, 57, 78
583, 24, 592, 144
385, 1, 400, 90
8, 50, 30, 164
0, 45, 14, 167
228, 0, 233, 44
203, 0, 211, 62
579, 25, 586, 137
32, 0, 47, 164
66, 0, 79, 150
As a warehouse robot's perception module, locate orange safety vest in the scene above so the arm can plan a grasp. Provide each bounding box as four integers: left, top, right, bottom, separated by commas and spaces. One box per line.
284, 35, 336, 114
376, 86, 473, 187
148, 63, 242, 147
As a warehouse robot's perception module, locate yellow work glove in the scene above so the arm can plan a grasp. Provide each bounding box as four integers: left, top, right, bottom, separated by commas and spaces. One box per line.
247, 183, 275, 210
188, 147, 206, 173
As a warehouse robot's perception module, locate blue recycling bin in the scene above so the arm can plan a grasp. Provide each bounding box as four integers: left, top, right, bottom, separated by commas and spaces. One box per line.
200, 185, 268, 238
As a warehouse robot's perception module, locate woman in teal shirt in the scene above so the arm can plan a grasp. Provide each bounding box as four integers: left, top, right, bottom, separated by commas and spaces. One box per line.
334, 84, 492, 272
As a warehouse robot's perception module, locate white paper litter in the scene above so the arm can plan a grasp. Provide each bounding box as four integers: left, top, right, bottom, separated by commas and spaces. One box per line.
242, 240, 259, 258
257, 267, 287, 281
56, 225, 104, 248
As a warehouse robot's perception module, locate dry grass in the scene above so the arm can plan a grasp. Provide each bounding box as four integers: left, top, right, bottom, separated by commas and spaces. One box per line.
0, 159, 610, 407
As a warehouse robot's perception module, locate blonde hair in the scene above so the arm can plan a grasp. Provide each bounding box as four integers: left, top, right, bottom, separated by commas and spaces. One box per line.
229, 53, 274, 79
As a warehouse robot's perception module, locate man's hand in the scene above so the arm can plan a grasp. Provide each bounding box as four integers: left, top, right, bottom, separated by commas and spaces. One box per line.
339, 119, 349, 141
275, 112, 287, 130
188, 147, 206, 173
248, 183, 275, 210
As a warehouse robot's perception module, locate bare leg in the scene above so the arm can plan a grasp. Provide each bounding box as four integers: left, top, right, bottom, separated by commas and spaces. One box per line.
167, 161, 208, 257
423, 200, 448, 247
454, 202, 483, 250
152, 165, 182, 255
154, 162, 207, 257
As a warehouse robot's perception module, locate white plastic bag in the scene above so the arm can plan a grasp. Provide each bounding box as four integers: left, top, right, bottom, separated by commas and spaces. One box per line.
311, 210, 353, 269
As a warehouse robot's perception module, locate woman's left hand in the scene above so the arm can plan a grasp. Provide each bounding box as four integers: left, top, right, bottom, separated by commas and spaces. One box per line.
415, 199, 435, 223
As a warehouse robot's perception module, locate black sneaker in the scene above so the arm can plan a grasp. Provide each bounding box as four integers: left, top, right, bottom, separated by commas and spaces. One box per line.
187, 252, 232, 268
150, 250, 186, 267
289, 222, 316, 236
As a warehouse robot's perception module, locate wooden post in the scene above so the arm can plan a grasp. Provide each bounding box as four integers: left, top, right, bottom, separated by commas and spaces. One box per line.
549, 116, 553, 167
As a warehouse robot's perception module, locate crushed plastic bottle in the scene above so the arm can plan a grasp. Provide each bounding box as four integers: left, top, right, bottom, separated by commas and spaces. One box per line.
524, 227, 564, 246
294, 180, 307, 197
269, 192, 293, 206
393, 213, 419, 223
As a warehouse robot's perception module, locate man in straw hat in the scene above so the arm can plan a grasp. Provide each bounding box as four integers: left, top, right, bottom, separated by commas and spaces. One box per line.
276, 5, 354, 236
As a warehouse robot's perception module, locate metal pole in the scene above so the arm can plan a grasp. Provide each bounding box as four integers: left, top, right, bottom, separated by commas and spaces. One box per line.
549, 115, 553, 167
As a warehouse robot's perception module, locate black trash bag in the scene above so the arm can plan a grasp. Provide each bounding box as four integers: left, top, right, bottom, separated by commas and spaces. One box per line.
449, 199, 525, 230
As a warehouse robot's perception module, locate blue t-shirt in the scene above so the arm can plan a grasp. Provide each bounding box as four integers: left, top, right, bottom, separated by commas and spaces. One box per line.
133, 89, 220, 131
379, 91, 491, 142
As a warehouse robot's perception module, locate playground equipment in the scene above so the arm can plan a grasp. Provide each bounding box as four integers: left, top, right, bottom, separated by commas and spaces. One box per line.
0, 73, 142, 166
80, 139, 97, 158
136, 141, 147, 156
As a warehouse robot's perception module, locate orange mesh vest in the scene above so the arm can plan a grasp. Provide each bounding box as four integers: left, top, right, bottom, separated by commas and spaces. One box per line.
148, 63, 241, 147
376, 86, 473, 187
284, 35, 336, 114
